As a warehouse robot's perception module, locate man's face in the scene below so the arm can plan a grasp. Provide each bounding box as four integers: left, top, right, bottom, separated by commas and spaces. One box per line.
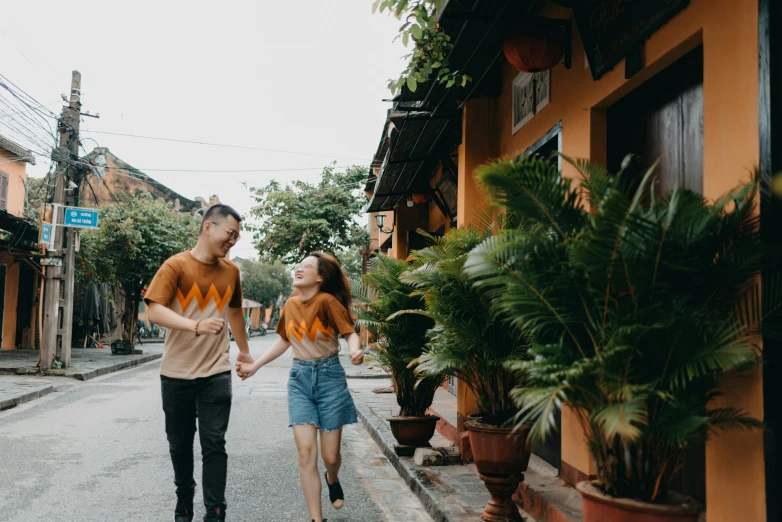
205, 216, 240, 257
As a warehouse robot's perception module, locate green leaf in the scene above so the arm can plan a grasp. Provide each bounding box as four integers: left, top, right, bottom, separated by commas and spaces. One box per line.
411, 24, 423, 40
446, 78, 455, 88
432, 61, 442, 68
402, 31, 409, 47
407, 75, 418, 92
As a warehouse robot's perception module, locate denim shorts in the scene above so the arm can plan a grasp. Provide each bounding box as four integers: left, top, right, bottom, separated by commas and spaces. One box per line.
288, 354, 358, 432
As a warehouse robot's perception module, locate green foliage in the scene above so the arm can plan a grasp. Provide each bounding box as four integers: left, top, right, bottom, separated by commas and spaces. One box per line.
23, 175, 51, 223
335, 248, 364, 281
236, 259, 292, 307
246, 164, 369, 265
466, 155, 776, 502
373, 0, 471, 94
353, 254, 440, 417
76, 194, 199, 340
402, 227, 528, 426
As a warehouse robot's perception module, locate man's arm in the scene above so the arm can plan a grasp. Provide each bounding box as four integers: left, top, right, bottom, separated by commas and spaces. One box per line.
147, 302, 197, 331
227, 306, 253, 363
236, 336, 290, 380
147, 302, 224, 335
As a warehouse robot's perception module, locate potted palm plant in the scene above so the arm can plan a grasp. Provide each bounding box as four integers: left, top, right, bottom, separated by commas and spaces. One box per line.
353, 254, 442, 447
466, 155, 774, 522
400, 226, 530, 522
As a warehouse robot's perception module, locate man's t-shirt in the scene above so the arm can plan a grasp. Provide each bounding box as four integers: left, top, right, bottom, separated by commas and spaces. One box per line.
145, 251, 242, 379
276, 292, 355, 360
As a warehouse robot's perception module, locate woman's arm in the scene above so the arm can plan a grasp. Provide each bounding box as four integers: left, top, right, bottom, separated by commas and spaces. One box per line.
345, 332, 364, 365
236, 336, 290, 380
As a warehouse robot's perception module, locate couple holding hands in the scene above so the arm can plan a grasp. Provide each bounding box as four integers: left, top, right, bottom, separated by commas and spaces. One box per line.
145, 203, 364, 522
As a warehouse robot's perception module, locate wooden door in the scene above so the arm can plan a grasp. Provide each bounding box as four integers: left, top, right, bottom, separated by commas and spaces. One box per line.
607, 46, 705, 502
608, 47, 704, 195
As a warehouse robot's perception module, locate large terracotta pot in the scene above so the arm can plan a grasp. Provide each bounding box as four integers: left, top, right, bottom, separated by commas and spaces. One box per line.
466, 421, 531, 522
387, 415, 440, 447
576, 481, 702, 522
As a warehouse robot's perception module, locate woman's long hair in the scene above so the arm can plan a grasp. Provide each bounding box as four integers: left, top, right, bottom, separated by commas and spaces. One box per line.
310, 251, 356, 321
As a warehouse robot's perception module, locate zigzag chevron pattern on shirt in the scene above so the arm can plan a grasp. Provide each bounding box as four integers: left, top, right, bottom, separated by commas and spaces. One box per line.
176, 283, 234, 313
287, 316, 332, 343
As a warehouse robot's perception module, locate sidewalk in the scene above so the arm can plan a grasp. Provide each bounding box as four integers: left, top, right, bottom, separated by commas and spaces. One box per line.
339, 348, 390, 379
348, 375, 536, 522
0, 344, 164, 381
0, 377, 54, 411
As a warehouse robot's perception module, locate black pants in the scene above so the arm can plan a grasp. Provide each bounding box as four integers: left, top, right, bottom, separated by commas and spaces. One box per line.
161, 371, 232, 512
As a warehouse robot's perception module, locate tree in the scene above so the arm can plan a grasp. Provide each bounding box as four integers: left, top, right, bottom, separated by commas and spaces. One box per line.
236, 259, 292, 307
334, 248, 363, 280
23, 175, 53, 223
75, 194, 200, 345
246, 164, 369, 265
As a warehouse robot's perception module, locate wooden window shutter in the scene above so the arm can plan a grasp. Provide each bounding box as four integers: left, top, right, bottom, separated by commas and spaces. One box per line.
0, 171, 8, 211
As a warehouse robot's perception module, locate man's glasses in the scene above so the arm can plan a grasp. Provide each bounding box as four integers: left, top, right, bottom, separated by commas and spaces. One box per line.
210, 221, 240, 241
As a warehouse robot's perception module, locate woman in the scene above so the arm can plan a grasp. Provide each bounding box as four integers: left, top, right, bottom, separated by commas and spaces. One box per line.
236, 252, 364, 522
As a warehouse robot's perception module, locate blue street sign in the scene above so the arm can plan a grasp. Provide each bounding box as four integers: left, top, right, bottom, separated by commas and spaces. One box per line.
63, 207, 99, 229
40, 222, 52, 245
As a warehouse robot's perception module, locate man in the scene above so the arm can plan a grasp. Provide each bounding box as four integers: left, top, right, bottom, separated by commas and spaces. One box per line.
145, 204, 253, 522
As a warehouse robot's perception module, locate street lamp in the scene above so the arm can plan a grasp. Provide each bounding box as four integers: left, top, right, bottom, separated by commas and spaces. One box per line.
375, 213, 394, 234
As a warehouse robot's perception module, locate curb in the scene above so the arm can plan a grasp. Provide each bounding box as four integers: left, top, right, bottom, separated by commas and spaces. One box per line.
66, 353, 163, 381
346, 373, 390, 380
0, 384, 54, 411
353, 397, 459, 522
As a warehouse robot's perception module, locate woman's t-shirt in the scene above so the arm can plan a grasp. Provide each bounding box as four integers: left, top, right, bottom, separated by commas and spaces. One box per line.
276, 292, 356, 359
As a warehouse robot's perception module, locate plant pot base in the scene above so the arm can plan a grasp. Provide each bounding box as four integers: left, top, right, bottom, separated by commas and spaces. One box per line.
479, 473, 524, 522
394, 443, 430, 457
576, 481, 701, 522
387, 415, 440, 447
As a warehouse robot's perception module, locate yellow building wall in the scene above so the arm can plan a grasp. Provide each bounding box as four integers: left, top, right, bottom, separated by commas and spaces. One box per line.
0, 253, 20, 350
0, 149, 29, 218
1, 148, 31, 350
457, 0, 763, 518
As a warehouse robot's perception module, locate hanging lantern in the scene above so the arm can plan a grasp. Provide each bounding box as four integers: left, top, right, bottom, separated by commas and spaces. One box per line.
411, 192, 430, 204
503, 23, 566, 73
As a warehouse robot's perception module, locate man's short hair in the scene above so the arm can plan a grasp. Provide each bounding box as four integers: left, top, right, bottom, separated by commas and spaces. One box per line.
200, 204, 242, 234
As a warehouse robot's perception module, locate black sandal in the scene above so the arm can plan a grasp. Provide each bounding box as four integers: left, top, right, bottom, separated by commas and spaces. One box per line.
324, 471, 344, 509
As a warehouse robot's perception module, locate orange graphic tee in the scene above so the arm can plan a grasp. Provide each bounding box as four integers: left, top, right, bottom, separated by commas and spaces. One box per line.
276, 292, 356, 360
145, 251, 243, 379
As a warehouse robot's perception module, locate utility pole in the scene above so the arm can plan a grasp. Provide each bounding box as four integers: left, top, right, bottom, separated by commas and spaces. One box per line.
41, 71, 82, 370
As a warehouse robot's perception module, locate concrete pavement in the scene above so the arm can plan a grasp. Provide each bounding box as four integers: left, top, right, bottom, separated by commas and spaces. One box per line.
0, 335, 432, 522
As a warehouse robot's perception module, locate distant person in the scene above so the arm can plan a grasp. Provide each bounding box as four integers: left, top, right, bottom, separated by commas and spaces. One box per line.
145, 204, 253, 522
236, 252, 364, 522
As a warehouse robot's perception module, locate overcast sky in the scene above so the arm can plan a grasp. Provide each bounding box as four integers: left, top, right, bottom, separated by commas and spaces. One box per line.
0, 0, 405, 258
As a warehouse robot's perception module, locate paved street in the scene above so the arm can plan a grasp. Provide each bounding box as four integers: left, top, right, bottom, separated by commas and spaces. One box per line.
0, 335, 433, 522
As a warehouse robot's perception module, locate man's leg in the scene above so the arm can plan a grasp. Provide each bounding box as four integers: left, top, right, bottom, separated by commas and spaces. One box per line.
196, 371, 232, 518
161, 377, 198, 500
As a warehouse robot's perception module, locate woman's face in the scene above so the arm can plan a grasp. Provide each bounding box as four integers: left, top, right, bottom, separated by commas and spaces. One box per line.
293, 256, 322, 289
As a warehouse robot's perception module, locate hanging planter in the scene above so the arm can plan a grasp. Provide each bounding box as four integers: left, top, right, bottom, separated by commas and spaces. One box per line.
503, 19, 570, 73
411, 192, 430, 204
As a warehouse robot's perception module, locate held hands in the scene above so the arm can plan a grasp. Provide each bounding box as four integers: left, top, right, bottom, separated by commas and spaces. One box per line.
235, 360, 258, 381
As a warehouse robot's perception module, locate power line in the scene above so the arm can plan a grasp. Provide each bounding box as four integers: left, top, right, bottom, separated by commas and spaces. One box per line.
87, 130, 370, 162
0, 101, 60, 120
6, 16, 62, 83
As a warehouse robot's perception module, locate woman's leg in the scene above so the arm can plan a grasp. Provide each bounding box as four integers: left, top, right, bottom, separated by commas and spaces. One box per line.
320, 428, 344, 509
293, 424, 323, 521
320, 428, 342, 484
